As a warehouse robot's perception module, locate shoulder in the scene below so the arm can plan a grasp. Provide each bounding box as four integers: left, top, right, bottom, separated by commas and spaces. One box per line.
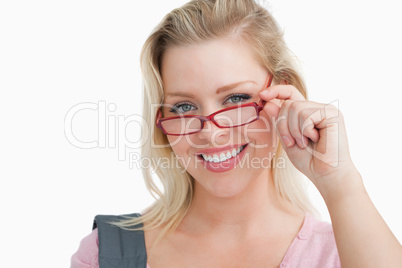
282, 214, 341, 268
306, 214, 337, 243
70, 213, 144, 268
70, 229, 99, 268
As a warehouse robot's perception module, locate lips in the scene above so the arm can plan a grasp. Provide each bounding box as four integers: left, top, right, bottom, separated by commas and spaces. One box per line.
196, 143, 245, 155
195, 143, 249, 173
200, 145, 246, 163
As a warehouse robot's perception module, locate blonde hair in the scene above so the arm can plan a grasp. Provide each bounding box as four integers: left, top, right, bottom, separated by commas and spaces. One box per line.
118, 0, 316, 236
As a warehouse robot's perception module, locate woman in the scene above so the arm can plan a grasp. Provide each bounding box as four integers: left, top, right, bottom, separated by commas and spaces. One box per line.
71, 0, 402, 267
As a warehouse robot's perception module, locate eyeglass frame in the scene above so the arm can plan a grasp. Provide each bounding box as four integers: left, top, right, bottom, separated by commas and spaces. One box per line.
155, 75, 273, 136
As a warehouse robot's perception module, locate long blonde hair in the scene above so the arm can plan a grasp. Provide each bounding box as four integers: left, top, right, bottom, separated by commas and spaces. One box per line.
118, 0, 315, 236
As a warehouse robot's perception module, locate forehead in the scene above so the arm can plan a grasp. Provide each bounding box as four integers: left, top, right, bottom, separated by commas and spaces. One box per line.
161, 38, 266, 97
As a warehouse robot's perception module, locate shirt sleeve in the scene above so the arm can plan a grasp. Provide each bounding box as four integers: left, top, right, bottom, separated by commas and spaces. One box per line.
70, 229, 99, 268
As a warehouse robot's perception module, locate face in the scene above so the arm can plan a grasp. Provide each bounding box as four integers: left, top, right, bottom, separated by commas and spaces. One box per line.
160, 38, 278, 198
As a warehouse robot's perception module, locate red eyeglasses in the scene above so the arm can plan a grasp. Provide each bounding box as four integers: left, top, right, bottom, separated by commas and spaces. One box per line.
156, 76, 273, 136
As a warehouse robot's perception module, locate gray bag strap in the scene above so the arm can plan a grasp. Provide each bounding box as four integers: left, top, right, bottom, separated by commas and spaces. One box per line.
93, 213, 147, 268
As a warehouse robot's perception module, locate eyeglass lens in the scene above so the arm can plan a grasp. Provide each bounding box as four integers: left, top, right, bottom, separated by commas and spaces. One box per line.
160, 105, 258, 135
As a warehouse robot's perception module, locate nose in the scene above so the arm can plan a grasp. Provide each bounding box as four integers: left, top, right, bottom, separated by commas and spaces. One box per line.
195, 119, 230, 144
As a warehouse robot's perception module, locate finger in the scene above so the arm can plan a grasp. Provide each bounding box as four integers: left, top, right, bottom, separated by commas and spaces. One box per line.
301, 122, 320, 143
299, 107, 321, 143
259, 85, 306, 102
313, 104, 341, 130
275, 100, 296, 148
288, 101, 310, 148
262, 100, 281, 120
297, 102, 340, 130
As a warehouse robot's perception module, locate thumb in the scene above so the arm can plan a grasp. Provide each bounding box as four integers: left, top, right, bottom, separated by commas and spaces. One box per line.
262, 100, 281, 120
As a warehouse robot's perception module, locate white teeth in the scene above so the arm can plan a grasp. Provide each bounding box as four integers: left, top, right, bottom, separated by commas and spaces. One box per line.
201, 146, 245, 163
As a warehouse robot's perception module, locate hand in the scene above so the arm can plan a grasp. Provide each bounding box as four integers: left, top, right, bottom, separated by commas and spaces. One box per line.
259, 84, 360, 194
260, 86, 402, 268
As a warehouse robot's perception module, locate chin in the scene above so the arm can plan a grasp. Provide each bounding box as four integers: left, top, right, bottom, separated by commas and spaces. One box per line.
192, 167, 262, 199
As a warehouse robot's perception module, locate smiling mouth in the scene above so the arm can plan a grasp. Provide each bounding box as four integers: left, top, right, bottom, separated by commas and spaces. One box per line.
197, 144, 247, 163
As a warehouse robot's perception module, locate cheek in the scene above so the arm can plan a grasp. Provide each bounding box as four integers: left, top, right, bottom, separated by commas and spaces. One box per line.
167, 136, 203, 174
166, 137, 190, 171
167, 135, 195, 159
242, 112, 277, 146
167, 136, 185, 154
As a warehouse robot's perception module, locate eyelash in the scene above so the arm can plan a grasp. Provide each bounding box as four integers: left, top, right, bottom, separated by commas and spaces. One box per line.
169, 102, 195, 114
169, 93, 252, 114
225, 93, 251, 104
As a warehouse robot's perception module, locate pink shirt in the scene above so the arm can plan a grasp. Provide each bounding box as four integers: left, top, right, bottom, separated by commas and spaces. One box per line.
71, 214, 340, 267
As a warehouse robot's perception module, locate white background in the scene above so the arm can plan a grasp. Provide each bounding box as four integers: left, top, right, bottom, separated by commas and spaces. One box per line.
1, 0, 401, 266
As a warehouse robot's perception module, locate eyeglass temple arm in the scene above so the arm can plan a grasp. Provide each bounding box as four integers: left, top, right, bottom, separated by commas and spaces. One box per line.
259, 75, 273, 107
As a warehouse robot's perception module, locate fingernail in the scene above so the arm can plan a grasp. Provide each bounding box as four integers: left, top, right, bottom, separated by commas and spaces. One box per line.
303, 136, 309, 146
296, 138, 305, 148
260, 89, 271, 96
282, 136, 292, 147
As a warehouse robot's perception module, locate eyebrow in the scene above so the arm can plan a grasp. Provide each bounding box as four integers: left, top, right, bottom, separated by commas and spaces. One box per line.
165, 80, 257, 98
165, 92, 196, 98
216, 80, 257, 94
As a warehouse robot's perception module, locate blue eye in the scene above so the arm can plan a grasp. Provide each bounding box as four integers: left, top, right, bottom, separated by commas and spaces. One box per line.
169, 102, 196, 114
225, 93, 251, 104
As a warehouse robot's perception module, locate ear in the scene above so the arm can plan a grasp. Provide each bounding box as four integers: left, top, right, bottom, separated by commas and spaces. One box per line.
279, 79, 289, 85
